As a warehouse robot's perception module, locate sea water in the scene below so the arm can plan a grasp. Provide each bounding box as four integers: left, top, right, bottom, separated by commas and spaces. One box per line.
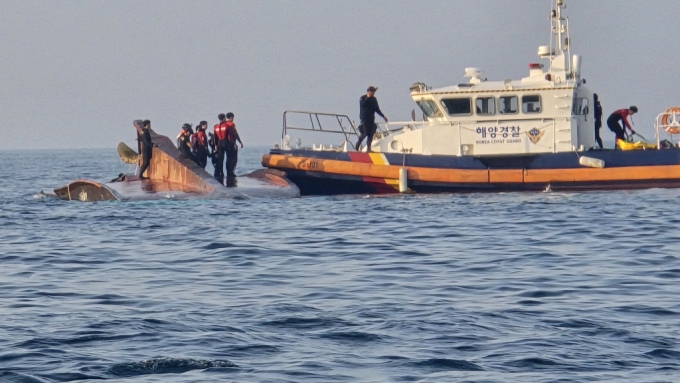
1, 148, 679, 382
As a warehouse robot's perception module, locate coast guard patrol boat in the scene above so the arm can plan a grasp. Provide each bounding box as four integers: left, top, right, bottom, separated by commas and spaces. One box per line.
262, 0, 680, 195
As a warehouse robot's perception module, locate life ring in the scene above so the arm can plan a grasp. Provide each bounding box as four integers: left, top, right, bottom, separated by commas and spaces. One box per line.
661, 107, 680, 134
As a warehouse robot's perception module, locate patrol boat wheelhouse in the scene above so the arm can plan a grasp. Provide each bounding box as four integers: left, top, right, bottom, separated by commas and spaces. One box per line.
262, 0, 680, 195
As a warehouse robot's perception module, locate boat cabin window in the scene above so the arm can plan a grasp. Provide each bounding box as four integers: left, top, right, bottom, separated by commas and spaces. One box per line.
522, 95, 542, 114
498, 96, 518, 114
440, 98, 472, 116
573, 97, 589, 115
475, 97, 496, 116
416, 99, 443, 118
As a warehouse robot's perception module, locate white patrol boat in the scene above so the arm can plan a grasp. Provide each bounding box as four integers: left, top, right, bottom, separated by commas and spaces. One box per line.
262, 0, 680, 195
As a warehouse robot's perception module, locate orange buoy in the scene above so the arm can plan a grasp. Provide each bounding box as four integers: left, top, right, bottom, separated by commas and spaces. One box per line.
661, 107, 680, 134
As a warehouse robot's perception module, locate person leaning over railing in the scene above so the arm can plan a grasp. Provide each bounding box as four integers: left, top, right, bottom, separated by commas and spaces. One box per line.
607, 106, 637, 149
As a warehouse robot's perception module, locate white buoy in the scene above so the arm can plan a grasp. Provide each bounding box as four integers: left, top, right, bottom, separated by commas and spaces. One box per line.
399, 167, 408, 193
579, 156, 605, 168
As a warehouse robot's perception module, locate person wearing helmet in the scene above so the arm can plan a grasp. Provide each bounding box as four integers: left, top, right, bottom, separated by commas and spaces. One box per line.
607, 106, 638, 148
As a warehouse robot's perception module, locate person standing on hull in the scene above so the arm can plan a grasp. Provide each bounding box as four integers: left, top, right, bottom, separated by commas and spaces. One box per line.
355, 86, 388, 152
607, 106, 638, 148
194, 121, 209, 169
208, 131, 217, 169
178, 123, 199, 164
224, 112, 243, 178
137, 120, 155, 179
213, 113, 228, 182
593, 94, 603, 149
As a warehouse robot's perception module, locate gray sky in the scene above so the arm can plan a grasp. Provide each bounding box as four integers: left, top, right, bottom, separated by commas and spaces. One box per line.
1, 0, 678, 150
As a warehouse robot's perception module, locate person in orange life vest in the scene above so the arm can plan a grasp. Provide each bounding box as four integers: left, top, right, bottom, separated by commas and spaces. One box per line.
193, 121, 210, 169
213, 113, 228, 181
224, 112, 243, 178
607, 106, 638, 148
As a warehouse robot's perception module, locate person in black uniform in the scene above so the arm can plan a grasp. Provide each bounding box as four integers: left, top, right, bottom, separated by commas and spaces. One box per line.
355, 86, 388, 152
138, 120, 155, 179
178, 123, 199, 164
208, 132, 217, 168
593, 94, 603, 149
224, 112, 243, 178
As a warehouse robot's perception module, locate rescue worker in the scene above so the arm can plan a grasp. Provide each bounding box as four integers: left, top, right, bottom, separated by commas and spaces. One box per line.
213, 113, 228, 181
355, 86, 388, 152
607, 106, 638, 148
224, 112, 243, 177
208, 132, 217, 168
138, 120, 155, 179
593, 94, 603, 149
194, 121, 210, 169
190, 126, 198, 155
178, 123, 199, 164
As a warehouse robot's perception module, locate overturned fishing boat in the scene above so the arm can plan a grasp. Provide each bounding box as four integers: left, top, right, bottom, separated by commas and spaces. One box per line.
262, 0, 680, 195
54, 122, 299, 202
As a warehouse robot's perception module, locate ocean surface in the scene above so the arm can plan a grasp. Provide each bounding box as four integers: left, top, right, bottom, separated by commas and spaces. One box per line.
1, 148, 680, 383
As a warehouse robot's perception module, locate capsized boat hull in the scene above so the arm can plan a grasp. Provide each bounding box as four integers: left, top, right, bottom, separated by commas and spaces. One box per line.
54, 127, 299, 202
54, 170, 300, 202
262, 148, 680, 195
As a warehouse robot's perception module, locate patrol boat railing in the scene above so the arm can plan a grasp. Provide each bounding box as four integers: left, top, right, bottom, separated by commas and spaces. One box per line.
282, 110, 359, 149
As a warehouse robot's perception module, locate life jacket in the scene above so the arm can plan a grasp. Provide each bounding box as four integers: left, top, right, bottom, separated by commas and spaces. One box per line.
196, 131, 207, 147
224, 121, 237, 143
214, 121, 228, 141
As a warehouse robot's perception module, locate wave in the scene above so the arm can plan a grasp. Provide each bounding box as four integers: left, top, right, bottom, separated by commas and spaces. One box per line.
107, 357, 238, 377
408, 358, 484, 372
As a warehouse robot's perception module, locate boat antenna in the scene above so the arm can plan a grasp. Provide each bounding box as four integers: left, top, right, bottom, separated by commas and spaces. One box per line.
547, 0, 570, 79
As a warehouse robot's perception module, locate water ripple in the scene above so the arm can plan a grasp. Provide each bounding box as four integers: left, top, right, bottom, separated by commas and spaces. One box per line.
2, 149, 680, 382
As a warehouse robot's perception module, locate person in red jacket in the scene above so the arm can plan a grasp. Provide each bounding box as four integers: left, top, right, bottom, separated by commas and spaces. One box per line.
607, 106, 638, 148
213, 113, 228, 181
194, 121, 209, 169
224, 112, 243, 178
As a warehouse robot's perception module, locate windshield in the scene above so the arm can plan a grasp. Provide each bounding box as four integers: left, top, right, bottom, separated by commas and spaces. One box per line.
416, 100, 443, 118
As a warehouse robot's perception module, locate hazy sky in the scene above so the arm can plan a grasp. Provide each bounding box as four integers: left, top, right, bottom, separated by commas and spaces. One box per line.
1, 0, 678, 150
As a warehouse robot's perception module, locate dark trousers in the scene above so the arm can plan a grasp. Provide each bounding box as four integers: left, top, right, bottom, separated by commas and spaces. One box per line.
355, 120, 377, 151
226, 144, 238, 177
607, 117, 626, 146
139, 151, 152, 178
179, 149, 199, 165
214, 141, 228, 180
195, 147, 208, 169
595, 123, 603, 149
